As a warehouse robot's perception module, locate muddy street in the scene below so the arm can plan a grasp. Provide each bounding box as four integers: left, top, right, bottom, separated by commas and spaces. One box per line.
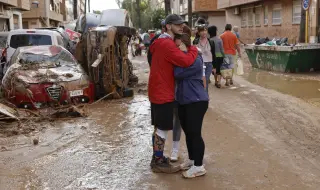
1, 54, 320, 190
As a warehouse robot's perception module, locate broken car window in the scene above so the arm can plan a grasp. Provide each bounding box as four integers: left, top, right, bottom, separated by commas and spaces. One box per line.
10, 35, 52, 49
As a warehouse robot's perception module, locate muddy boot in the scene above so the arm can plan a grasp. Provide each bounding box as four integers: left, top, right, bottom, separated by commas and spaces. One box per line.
152, 157, 181, 173
225, 80, 230, 86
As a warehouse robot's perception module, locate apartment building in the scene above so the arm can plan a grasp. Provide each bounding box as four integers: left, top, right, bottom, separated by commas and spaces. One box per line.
64, 0, 85, 22
22, 0, 65, 28
171, 0, 225, 30
217, 0, 316, 43
0, 0, 30, 31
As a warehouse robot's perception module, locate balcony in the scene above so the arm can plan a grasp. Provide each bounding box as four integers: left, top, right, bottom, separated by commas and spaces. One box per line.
0, 0, 18, 6
218, 0, 262, 9
194, 0, 219, 12
49, 10, 63, 22
17, 0, 31, 11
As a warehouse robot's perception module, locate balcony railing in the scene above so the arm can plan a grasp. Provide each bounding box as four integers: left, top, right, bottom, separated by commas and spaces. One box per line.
17, 0, 30, 11
49, 11, 63, 22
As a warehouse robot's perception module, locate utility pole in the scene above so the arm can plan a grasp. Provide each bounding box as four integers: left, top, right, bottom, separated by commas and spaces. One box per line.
187, 0, 192, 27
44, 0, 50, 26
164, 0, 170, 15
136, 0, 141, 28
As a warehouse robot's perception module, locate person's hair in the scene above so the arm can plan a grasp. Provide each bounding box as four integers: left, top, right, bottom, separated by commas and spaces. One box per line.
196, 17, 207, 26
180, 25, 192, 47
207, 25, 217, 38
197, 25, 207, 33
233, 26, 239, 32
225, 24, 232, 31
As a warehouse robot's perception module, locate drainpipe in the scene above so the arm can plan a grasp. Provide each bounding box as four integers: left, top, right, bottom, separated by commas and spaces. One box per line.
44, 0, 50, 26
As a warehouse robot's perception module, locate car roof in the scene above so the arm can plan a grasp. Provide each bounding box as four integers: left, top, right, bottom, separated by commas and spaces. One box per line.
8, 29, 59, 35
17, 45, 69, 57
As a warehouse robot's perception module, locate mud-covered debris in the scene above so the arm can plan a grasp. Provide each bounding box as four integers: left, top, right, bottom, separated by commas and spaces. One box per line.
264, 174, 268, 178
0, 103, 19, 121
33, 138, 39, 145
81, 126, 87, 130
1, 146, 8, 151
137, 89, 147, 94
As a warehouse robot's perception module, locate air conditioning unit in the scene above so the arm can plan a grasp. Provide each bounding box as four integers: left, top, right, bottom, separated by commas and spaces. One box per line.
234, 7, 240, 15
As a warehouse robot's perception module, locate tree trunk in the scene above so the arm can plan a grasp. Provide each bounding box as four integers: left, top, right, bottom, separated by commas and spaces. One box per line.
188, 0, 192, 27
299, 7, 306, 43
136, 0, 141, 28
164, 0, 170, 15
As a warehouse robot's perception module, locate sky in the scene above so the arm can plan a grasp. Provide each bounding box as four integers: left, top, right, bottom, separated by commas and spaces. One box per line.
90, 0, 119, 12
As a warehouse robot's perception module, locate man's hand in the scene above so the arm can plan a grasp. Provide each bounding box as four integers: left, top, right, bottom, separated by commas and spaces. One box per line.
202, 76, 207, 89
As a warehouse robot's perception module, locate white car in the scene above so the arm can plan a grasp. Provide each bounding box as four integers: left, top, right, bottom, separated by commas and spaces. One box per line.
6, 29, 66, 63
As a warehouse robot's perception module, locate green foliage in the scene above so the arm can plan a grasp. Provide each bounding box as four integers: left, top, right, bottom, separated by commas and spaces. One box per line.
93, 10, 102, 14
121, 0, 164, 30
151, 8, 165, 29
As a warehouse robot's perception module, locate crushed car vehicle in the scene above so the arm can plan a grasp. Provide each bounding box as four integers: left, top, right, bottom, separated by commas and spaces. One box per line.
1, 45, 94, 110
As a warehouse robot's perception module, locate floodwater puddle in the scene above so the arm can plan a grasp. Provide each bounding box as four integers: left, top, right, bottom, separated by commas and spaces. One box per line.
244, 68, 320, 107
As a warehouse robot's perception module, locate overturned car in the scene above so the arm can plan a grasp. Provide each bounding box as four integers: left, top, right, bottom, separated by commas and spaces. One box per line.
1, 45, 94, 109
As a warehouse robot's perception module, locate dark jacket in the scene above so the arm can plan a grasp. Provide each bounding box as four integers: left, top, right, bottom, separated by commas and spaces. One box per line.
147, 33, 161, 66
174, 55, 209, 105
193, 37, 216, 63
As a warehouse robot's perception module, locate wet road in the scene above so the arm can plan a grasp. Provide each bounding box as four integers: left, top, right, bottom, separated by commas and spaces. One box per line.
1, 54, 320, 190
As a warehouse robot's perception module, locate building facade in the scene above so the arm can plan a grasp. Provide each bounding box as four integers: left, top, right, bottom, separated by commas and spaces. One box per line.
217, 0, 315, 44
170, 0, 225, 30
0, 0, 30, 31
194, 0, 225, 33
22, 0, 65, 28
64, 0, 85, 22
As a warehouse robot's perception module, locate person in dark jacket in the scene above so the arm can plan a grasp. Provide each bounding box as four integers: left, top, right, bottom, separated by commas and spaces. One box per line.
149, 14, 198, 174
174, 25, 209, 178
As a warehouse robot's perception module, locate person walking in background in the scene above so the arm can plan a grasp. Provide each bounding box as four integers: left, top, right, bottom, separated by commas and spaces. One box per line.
233, 26, 240, 39
220, 24, 241, 86
149, 14, 198, 173
174, 25, 209, 178
193, 26, 215, 92
208, 25, 224, 88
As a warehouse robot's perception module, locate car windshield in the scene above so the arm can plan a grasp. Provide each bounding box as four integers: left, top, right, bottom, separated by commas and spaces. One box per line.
18, 48, 75, 68
0, 36, 7, 48
10, 34, 52, 49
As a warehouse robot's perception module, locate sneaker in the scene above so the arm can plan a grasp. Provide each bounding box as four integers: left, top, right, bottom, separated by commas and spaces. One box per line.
230, 79, 234, 85
170, 149, 179, 162
180, 159, 194, 170
182, 165, 206, 178
151, 157, 181, 173
150, 155, 156, 167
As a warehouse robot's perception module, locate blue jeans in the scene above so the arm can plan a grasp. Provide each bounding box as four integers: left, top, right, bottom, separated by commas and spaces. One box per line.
204, 62, 213, 92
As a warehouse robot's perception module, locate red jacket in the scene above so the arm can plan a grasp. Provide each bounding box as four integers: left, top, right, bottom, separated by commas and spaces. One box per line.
148, 37, 198, 104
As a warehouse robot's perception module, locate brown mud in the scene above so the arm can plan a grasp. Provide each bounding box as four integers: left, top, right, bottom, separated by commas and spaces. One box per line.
1, 53, 320, 189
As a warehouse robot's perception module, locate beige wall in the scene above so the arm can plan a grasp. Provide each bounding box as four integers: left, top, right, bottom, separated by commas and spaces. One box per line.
18, 0, 30, 11
225, 0, 300, 44
218, 0, 262, 9
0, 0, 18, 6
194, 0, 218, 12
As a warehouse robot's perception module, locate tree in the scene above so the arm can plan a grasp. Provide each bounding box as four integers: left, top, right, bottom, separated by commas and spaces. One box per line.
93, 10, 102, 14
121, 0, 151, 30
188, 0, 192, 27
299, 7, 306, 43
152, 8, 166, 29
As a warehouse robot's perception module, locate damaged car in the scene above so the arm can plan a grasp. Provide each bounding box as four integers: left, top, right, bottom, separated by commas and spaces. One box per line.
1, 45, 94, 109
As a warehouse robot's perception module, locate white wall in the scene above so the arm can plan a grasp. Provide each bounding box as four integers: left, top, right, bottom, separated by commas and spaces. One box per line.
208, 15, 226, 35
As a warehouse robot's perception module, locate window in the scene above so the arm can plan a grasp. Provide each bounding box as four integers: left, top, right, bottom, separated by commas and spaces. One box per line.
241, 9, 247, 27
255, 7, 262, 26
10, 35, 52, 49
248, 8, 254, 26
293, 0, 301, 24
272, 4, 282, 25
57, 36, 64, 46
264, 5, 268, 25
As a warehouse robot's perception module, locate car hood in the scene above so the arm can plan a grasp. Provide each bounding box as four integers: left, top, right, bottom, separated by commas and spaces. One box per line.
15, 64, 86, 84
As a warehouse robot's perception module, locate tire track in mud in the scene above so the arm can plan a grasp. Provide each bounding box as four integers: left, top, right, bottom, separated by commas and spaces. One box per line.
213, 77, 320, 187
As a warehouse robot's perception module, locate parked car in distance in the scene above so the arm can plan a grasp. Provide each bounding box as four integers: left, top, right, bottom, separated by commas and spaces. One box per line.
6, 29, 68, 64
1, 45, 94, 109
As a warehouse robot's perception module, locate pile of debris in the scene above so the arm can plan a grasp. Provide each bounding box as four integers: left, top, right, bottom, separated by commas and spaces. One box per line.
254, 37, 292, 46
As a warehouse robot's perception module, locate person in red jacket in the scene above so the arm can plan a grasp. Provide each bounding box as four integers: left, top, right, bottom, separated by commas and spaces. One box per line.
149, 14, 198, 173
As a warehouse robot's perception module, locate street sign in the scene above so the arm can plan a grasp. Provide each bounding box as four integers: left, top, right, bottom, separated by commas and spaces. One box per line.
302, 0, 311, 10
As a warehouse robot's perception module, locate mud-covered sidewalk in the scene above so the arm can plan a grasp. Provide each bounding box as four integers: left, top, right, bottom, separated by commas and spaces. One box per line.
1, 55, 320, 190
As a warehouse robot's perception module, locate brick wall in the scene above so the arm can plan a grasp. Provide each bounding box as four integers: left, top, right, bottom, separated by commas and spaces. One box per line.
225, 0, 300, 44
194, 0, 218, 12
